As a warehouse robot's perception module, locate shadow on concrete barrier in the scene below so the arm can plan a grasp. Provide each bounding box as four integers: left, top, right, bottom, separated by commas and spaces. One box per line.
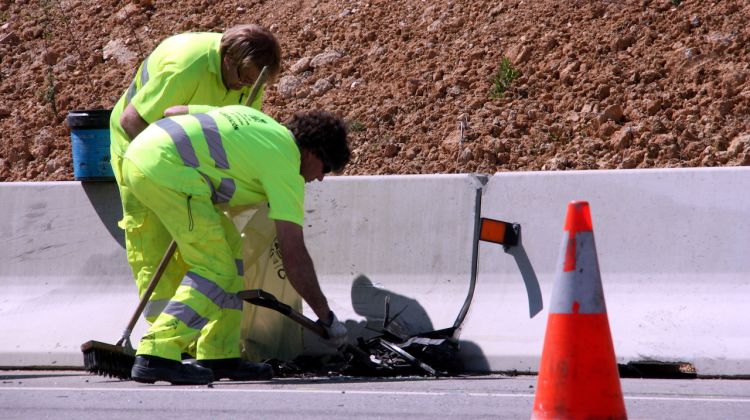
350, 274, 434, 339
304, 273, 492, 373
80, 181, 124, 248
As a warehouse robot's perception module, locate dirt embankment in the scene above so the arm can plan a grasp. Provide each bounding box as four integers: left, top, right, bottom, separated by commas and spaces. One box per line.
0, 0, 748, 181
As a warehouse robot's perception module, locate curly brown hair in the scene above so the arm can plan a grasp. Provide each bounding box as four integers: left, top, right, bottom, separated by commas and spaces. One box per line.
286, 110, 350, 173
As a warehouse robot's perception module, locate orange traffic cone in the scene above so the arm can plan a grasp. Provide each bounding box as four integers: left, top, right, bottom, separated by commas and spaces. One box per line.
531, 201, 627, 420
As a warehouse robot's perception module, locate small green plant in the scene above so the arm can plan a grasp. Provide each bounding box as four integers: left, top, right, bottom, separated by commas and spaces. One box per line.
45, 74, 57, 115
489, 57, 521, 99
348, 120, 366, 133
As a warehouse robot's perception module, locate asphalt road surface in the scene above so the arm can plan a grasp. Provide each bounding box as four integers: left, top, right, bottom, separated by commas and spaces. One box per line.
1, 370, 749, 419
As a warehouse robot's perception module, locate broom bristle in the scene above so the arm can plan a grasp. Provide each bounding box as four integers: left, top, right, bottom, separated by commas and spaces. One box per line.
81, 340, 136, 380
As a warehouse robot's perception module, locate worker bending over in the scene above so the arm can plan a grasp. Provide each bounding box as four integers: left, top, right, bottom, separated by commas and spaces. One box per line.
123, 105, 349, 384
109, 25, 281, 326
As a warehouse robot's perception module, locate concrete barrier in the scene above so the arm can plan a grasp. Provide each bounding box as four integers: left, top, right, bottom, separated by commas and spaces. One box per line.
0, 182, 139, 367
0, 175, 484, 368
1, 168, 749, 375
463, 167, 750, 376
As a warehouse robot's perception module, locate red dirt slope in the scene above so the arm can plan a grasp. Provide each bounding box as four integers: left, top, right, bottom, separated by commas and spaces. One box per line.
0, 0, 748, 181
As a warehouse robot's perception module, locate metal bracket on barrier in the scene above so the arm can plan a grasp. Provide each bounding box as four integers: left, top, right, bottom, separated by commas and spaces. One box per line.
479, 217, 543, 319
451, 187, 540, 332
479, 218, 520, 250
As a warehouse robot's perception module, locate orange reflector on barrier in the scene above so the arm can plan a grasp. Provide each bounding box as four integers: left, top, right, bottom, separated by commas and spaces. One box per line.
479, 218, 519, 246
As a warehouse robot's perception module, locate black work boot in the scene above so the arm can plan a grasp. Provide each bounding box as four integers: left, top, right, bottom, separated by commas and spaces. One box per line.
196, 358, 274, 381
131, 355, 214, 385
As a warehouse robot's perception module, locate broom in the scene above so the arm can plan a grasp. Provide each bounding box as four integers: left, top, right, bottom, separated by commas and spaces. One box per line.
81, 66, 271, 379
81, 240, 177, 379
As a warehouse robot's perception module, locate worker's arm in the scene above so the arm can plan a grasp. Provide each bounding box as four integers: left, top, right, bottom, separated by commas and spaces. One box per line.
119, 104, 149, 141
274, 219, 332, 321
163, 105, 189, 117
124, 63, 201, 133
163, 105, 219, 117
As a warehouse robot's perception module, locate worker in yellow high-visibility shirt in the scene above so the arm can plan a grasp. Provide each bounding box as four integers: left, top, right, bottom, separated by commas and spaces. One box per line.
123, 105, 350, 384
109, 25, 281, 326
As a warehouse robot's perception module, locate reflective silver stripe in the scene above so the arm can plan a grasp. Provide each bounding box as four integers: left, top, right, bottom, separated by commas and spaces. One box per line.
155, 119, 199, 167
182, 271, 243, 310
198, 173, 235, 204
215, 178, 236, 203
549, 231, 606, 314
125, 56, 149, 105
193, 114, 228, 169
163, 301, 209, 330
140, 56, 150, 85
235, 259, 244, 276
125, 80, 137, 105
143, 299, 169, 319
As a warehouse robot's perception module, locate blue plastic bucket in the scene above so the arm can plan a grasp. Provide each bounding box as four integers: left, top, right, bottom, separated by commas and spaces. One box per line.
67, 109, 114, 181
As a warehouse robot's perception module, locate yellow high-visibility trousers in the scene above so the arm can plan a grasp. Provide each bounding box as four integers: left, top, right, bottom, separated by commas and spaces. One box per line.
121, 158, 244, 361
112, 153, 190, 322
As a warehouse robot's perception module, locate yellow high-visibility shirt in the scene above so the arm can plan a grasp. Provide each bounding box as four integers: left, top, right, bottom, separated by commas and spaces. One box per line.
124, 105, 304, 226
109, 32, 264, 158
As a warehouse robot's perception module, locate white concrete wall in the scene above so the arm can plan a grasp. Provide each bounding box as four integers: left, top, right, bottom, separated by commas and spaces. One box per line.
1, 168, 748, 375
465, 168, 750, 375
0, 182, 142, 367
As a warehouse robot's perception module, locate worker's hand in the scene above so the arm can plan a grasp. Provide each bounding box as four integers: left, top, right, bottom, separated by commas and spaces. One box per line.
317, 311, 347, 348
163, 105, 189, 117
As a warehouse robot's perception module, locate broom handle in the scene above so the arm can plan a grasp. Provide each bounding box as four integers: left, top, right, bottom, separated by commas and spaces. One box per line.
245, 65, 270, 107
117, 240, 177, 345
